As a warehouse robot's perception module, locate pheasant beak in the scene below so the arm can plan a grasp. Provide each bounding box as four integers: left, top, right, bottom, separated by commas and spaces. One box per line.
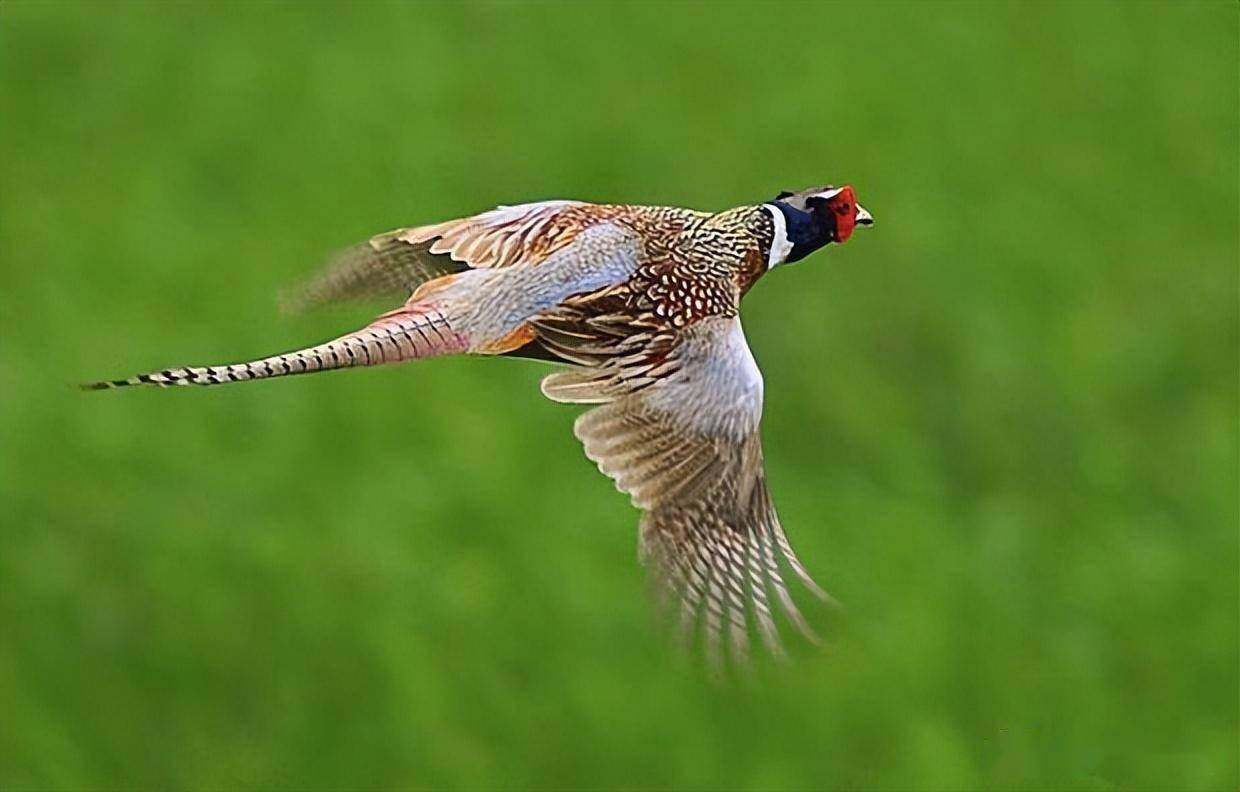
855, 204, 874, 227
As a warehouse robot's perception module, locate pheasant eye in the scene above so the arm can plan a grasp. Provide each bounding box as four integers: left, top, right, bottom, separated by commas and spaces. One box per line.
837, 203, 850, 214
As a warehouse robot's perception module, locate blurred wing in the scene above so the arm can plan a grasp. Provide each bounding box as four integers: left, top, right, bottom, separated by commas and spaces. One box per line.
279, 228, 470, 314
541, 315, 829, 667
282, 200, 593, 313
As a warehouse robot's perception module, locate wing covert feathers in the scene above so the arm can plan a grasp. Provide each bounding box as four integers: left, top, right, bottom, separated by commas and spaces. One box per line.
399, 200, 589, 269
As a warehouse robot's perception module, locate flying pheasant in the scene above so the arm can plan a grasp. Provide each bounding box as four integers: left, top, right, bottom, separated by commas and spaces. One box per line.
87, 185, 874, 665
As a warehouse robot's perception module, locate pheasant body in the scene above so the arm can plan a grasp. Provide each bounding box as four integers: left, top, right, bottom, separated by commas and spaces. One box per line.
88, 185, 873, 667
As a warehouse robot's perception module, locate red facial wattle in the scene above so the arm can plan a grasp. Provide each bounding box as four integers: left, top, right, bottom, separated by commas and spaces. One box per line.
825, 185, 859, 243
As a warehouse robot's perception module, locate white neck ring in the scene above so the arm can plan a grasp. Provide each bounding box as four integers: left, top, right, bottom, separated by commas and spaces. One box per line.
762, 204, 793, 269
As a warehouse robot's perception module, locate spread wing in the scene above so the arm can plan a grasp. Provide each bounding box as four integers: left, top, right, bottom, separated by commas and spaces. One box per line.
539, 314, 830, 667
281, 200, 593, 313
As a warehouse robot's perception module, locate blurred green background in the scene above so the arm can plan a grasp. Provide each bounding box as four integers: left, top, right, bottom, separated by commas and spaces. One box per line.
1, 1, 1236, 789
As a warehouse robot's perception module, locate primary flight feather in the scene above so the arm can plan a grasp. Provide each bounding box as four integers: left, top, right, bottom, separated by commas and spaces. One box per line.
87, 185, 874, 667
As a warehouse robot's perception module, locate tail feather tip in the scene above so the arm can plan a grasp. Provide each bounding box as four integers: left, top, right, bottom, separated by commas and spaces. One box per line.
80, 374, 155, 391
80, 378, 128, 391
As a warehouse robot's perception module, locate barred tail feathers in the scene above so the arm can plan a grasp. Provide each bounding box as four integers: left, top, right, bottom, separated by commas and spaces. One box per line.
83, 307, 467, 390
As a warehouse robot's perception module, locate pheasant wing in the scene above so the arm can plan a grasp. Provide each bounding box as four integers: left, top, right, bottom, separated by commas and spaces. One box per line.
541, 315, 829, 667
282, 200, 609, 313
279, 228, 470, 314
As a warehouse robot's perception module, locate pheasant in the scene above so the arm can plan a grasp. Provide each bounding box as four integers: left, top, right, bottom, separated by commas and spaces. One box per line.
87, 185, 874, 665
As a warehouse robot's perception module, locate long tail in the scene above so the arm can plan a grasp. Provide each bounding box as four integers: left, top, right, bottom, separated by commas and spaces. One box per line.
83, 305, 467, 390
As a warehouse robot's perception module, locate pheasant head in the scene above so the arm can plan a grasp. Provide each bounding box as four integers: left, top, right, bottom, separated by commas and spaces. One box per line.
764, 185, 873, 266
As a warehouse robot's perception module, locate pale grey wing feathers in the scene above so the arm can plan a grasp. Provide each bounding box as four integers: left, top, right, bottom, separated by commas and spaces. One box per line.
279, 230, 468, 314
544, 316, 828, 667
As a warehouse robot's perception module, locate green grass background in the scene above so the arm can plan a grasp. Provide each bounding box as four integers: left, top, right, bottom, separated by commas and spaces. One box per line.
1, 2, 1236, 789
